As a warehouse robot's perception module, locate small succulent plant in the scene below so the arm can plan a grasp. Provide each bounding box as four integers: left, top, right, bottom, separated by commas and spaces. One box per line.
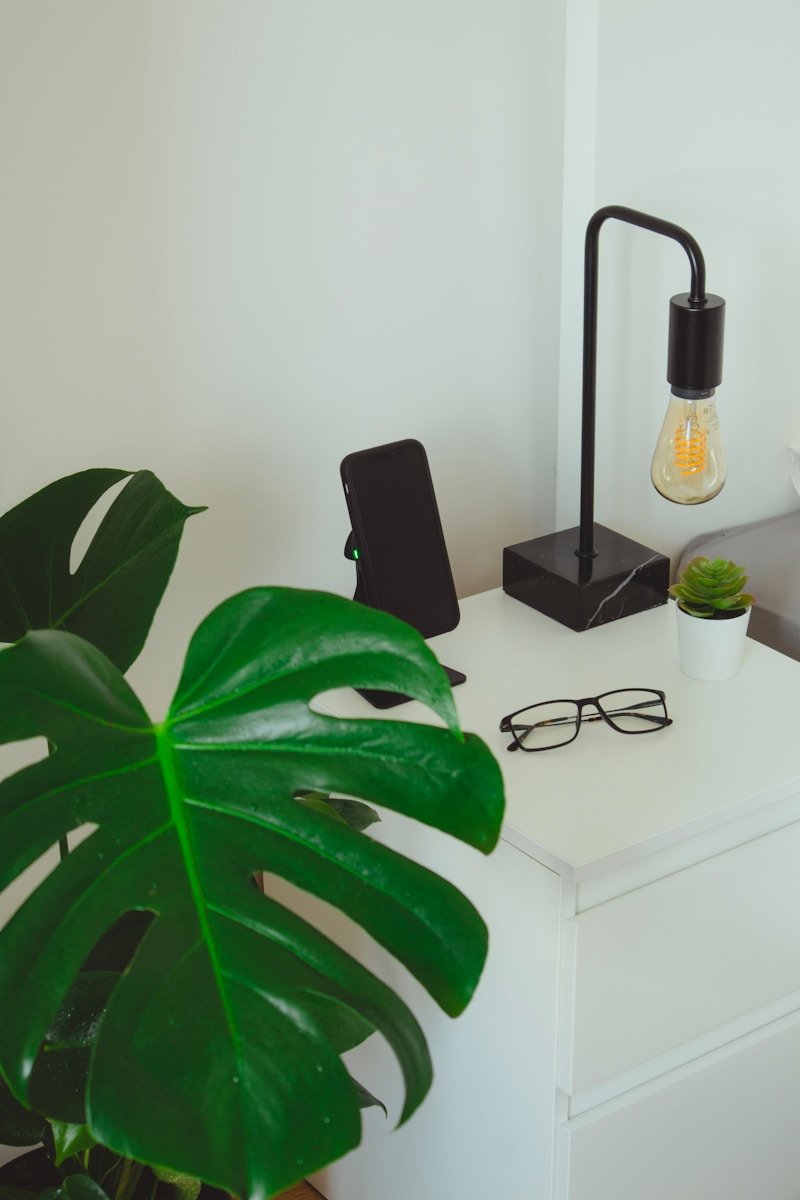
669, 556, 755, 619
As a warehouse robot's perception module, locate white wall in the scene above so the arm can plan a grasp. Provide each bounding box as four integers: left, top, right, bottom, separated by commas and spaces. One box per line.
2, 2, 799, 711
3, 4, 799, 704
0, 1, 566, 714
556, 0, 800, 566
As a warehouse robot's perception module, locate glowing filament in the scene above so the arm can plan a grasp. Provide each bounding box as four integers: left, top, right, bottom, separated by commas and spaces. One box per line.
674, 420, 707, 475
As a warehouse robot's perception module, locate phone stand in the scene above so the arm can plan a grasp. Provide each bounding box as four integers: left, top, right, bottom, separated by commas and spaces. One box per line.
344, 531, 465, 709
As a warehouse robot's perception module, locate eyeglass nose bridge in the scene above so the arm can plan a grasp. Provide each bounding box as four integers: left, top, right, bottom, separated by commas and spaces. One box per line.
574, 696, 609, 723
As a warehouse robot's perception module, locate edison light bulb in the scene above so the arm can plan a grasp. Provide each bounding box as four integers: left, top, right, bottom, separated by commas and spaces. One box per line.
650, 389, 726, 504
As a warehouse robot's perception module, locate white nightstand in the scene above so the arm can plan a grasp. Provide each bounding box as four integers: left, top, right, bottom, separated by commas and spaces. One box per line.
312, 589, 800, 1200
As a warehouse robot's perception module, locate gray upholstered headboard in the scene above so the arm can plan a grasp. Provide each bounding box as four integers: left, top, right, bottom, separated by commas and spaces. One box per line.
678, 509, 800, 662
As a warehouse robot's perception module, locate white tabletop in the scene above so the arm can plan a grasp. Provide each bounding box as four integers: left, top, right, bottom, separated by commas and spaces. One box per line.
324, 589, 800, 881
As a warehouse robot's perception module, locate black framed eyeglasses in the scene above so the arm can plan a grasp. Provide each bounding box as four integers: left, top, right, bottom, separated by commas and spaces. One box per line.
499, 688, 672, 752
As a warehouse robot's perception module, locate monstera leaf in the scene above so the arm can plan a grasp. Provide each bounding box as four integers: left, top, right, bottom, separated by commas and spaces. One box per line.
0, 469, 204, 670
0, 588, 504, 1200
0, 1077, 46, 1146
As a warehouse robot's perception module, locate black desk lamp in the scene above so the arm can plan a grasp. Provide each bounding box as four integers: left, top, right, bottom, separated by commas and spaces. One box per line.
504, 205, 726, 631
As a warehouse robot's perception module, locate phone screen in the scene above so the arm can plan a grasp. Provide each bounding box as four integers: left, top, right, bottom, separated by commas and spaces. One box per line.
341, 439, 459, 638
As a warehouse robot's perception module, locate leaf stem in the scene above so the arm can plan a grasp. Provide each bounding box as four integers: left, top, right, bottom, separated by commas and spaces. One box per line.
115, 1157, 145, 1200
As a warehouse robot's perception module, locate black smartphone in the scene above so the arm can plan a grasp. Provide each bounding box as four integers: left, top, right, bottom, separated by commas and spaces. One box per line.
341, 439, 464, 707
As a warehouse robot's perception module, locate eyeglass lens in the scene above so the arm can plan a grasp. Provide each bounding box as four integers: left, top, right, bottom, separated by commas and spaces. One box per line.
596, 689, 668, 733
506, 701, 580, 750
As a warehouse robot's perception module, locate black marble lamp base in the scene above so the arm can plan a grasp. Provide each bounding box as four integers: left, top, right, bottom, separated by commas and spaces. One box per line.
503, 524, 670, 631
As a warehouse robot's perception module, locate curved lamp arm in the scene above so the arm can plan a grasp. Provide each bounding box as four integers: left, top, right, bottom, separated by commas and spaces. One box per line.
578, 206, 714, 559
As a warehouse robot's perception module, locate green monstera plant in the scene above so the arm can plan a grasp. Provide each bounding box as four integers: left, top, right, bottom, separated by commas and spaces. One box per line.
0, 470, 504, 1200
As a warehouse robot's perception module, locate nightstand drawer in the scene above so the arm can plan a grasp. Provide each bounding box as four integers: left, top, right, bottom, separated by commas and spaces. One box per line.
568, 818, 800, 1094
565, 1012, 800, 1200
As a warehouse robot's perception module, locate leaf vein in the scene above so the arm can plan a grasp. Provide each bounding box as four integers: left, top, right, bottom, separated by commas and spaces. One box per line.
52, 524, 177, 631
169, 655, 416, 726
2, 685, 151, 734
154, 728, 249, 1145
0, 755, 159, 822
0, 555, 33, 632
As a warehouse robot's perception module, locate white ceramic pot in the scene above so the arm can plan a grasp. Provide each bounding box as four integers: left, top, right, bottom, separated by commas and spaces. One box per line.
674, 603, 751, 681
